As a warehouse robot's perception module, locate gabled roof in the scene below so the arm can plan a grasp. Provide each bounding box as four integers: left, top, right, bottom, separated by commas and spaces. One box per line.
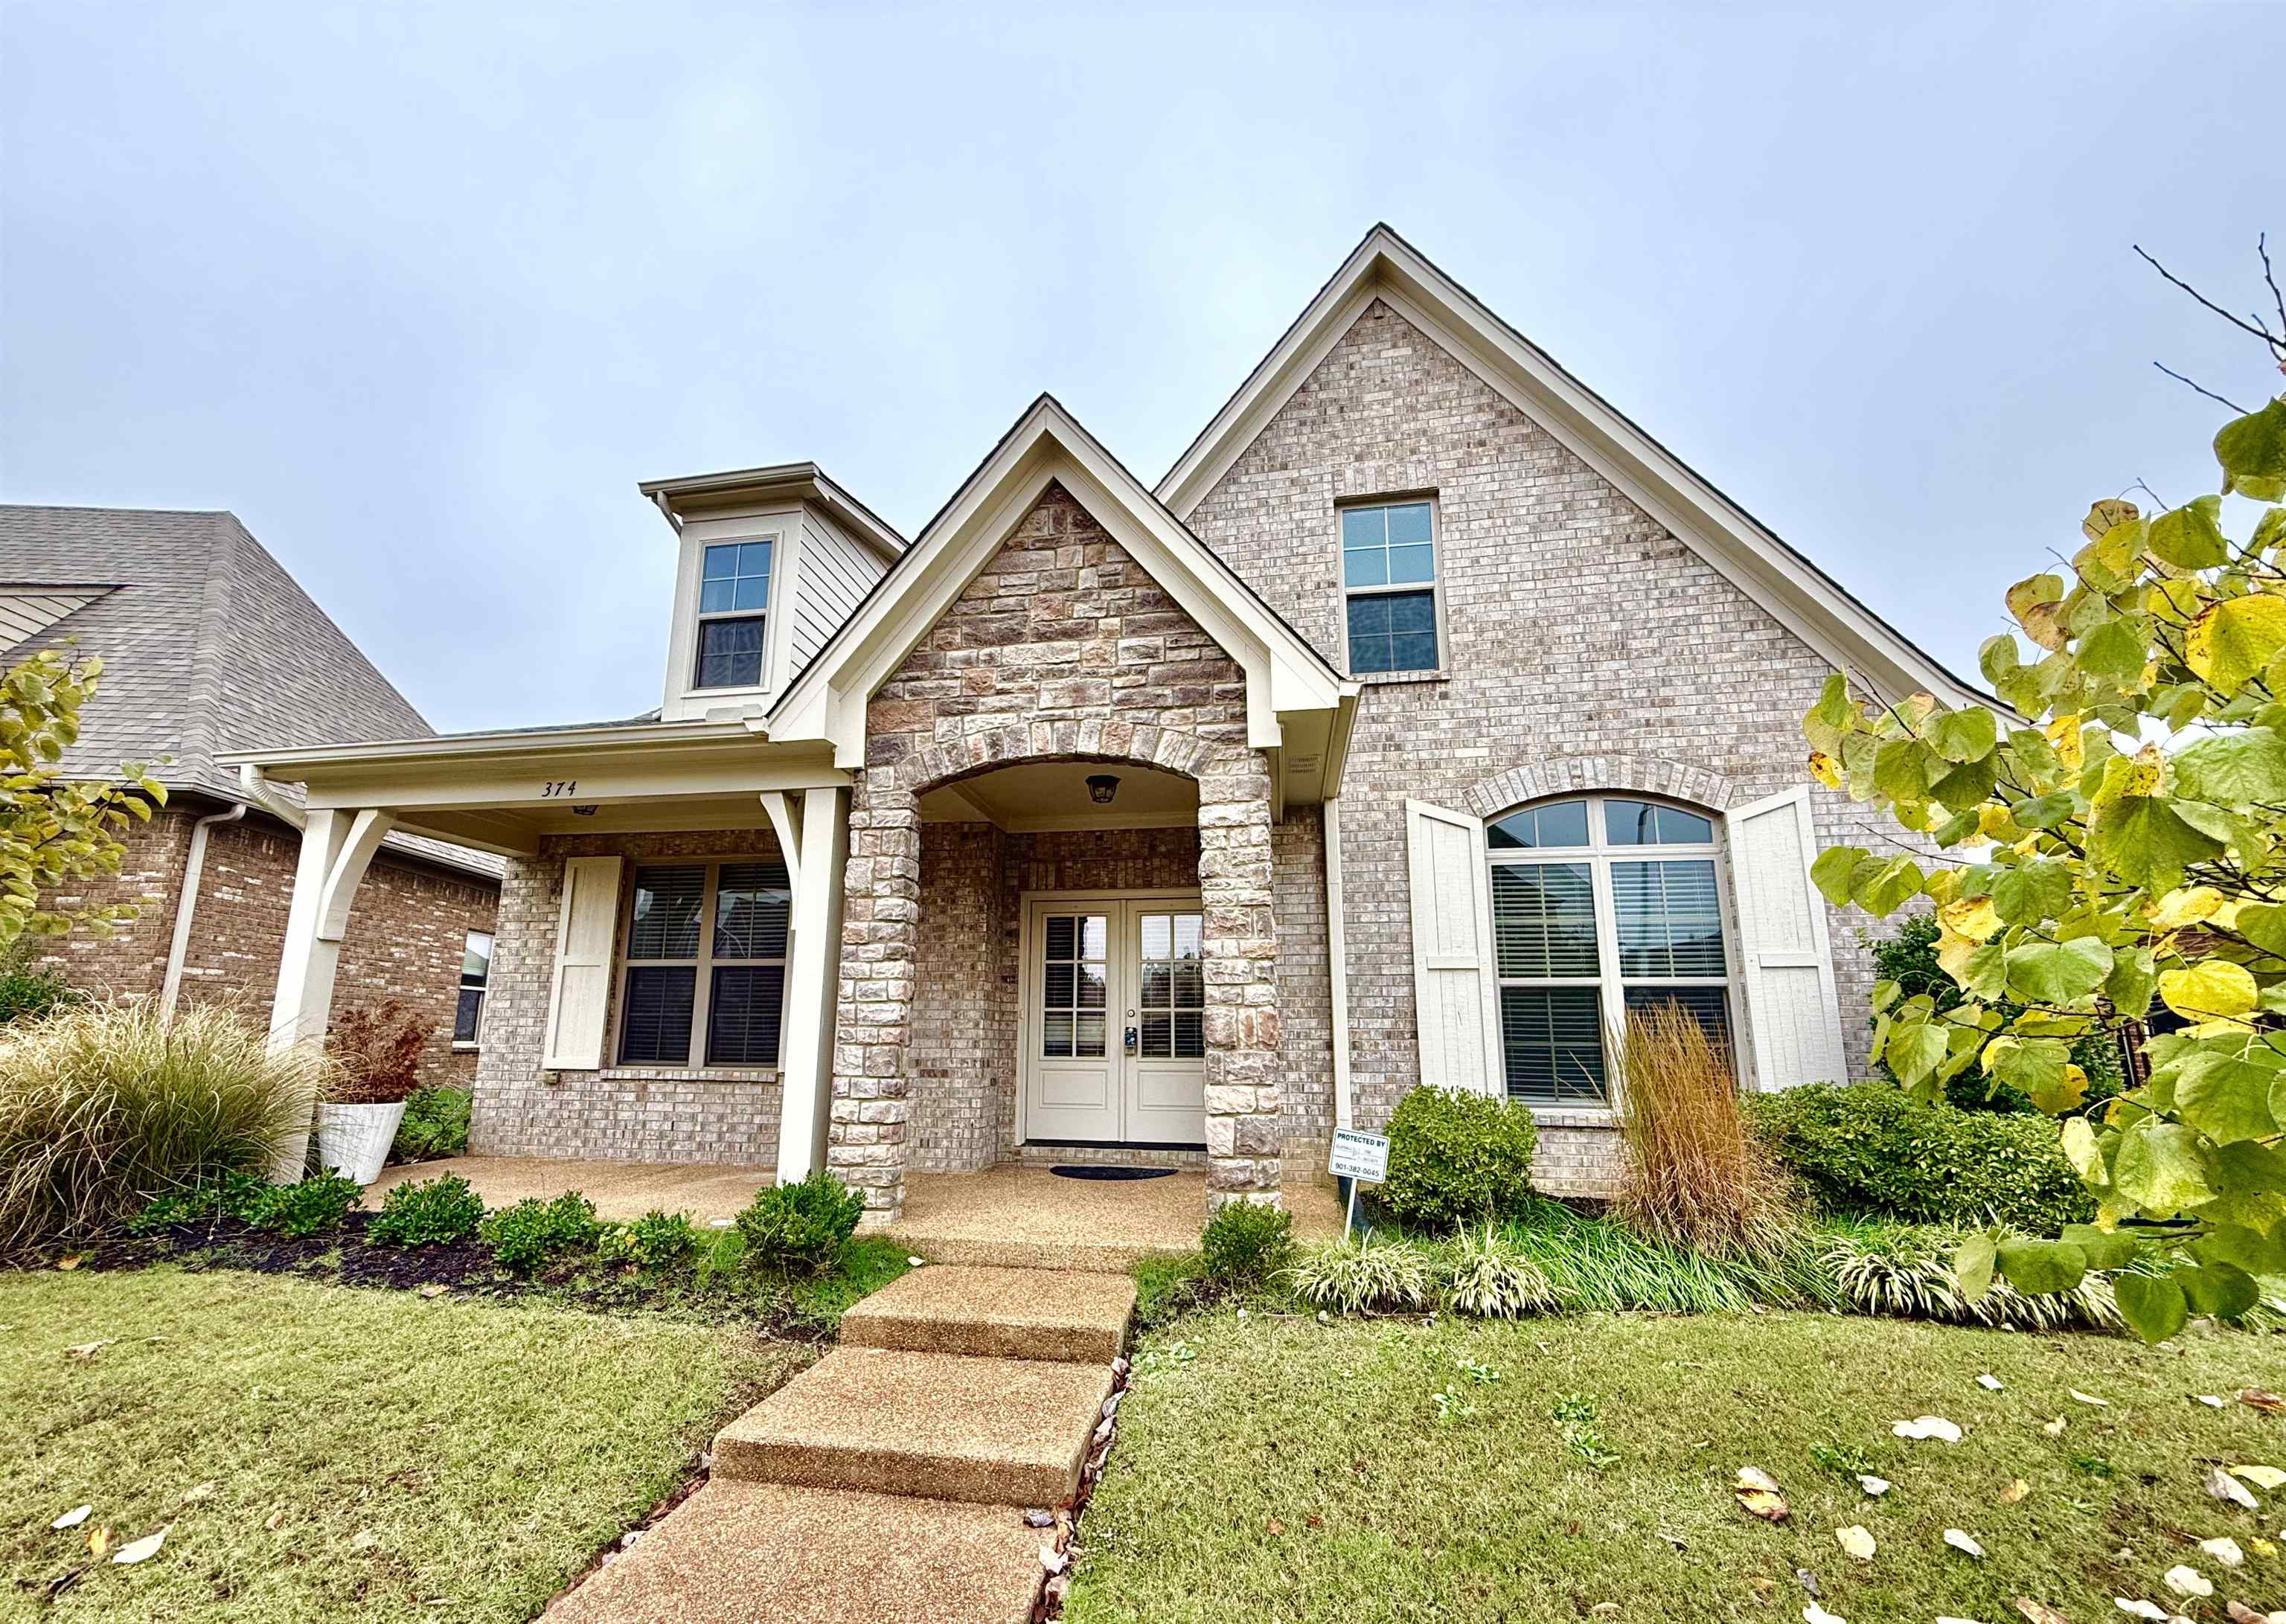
766, 395, 1355, 797
637, 461, 907, 564
1156, 224, 1985, 710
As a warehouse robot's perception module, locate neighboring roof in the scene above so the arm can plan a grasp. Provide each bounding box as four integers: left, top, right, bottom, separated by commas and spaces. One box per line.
1156, 223, 1988, 710
0, 584, 116, 649
638, 461, 908, 565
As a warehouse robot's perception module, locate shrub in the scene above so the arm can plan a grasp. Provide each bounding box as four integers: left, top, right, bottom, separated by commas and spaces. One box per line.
599, 1209, 699, 1270
1745, 1082, 2094, 1233
1200, 1200, 1294, 1288
1440, 1225, 1557, 1318
1374, 1085, 1540, 1233
481, 1192, 601, 1274
734, 1170, 862, 1274
1615, 1003, 1796, 1259
255, 1171, 363, 1238
326, 998, 434, 1105
0, 999, 320, 1248
368, 1172, 486, 1248
126, 1169, 275, 1235
391, 1086, 470, 1162
1283, 1235, 1437, 1314
1822, 1222, 2119, 1331
1869, 917, 2126, 1112
0, 944, 81, 1027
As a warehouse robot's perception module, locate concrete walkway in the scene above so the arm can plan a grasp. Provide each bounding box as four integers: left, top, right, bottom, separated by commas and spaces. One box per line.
360, 1155, 772, 1223
548, 1261, 1135, 1624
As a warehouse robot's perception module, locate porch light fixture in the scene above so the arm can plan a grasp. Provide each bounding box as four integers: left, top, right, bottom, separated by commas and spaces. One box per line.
1086, 774, 1120, 805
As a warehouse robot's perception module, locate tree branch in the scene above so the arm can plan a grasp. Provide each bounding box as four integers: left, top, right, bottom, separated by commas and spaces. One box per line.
2152, 360, 2253, 416
2137, 243, 2286, 353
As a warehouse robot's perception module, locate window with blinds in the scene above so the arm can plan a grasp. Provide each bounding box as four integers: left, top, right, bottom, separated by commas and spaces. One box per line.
618, 859, 791, 1067
1485, 795, 1737, 1105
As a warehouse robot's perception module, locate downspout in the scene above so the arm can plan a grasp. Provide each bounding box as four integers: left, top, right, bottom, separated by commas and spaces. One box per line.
1325, 795, 1353, 1130
159, 803, 246, 1017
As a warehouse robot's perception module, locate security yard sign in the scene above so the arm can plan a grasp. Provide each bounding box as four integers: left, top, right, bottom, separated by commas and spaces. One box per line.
1328, 1129, 1391, 1239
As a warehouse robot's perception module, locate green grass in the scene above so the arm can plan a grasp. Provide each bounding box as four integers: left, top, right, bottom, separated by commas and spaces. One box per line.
1, 1267, 808, 1622
1068, 1309, 2286, 1623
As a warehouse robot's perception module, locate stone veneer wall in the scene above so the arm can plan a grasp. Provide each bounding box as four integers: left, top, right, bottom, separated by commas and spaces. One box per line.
1185, 298, 1906, 1198
470, 827, 784, 1165
830, 482, 1283, 1215
41, 800, 496, 1088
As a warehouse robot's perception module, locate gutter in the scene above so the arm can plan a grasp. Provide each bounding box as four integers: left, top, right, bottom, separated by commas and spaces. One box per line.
159, 803, 246, 1016
1325, 795, 1352, 1130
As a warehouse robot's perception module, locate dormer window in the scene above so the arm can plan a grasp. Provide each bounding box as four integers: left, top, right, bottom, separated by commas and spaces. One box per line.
694, 539, 774, 689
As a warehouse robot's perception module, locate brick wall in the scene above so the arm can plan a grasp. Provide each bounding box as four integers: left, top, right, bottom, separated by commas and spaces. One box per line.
832, 481, 1285, 1214
471, 827, 784, 1166
40, 800, 496, 1088
1188, 298, 1898, 1195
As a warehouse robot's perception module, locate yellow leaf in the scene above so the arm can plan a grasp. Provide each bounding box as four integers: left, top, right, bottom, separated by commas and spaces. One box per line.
1835, 1524, 1877, 1562
1936, 923, 1982, 984
2187, 592, 2286, 690
2043, 714, 2084, 774
2124, 742, 2164, 797
2145, 887, 2224, 929
1941, 896, 2002, 943
2084, 497, 2141, 544
1999, 1478, 2031, 1503
2157, 961, 2259, 1021
1978, 803, 2015, 840
1982, 1036, 2021, 1075
1808, 751, 1841, 790
2230, 1464, 2286, 1490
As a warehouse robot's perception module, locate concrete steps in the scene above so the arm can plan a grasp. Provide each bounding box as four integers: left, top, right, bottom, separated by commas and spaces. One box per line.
549, 1263, 1133, 1622
841, 1265, 1136, 1363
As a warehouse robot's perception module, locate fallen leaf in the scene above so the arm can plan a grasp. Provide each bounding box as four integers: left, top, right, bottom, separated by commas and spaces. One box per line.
1264, 1518, 1284, 1537
179, 1483, 216, 1504
349, 1529, 377, 1551
1979, 1374, 2005, 1391
2116, 1601, 2168, 1621
2250, 1535, 2278, 1558
1749, 1576, 1777, 1601
2000, 1479, 2031, 1504
1945, 1529, 1987, 1559
111, 1527, 167, 1566
1803, 1605, 1846, 1624
2043, 1416, 2069, 1437
906, 1255, 926, 1266
2070, 1390, 2110, 1408
55, 1254, 82, 1271
40, 1566, 88, 1600
2017, 1600, 2073, 1624
2236, 1389, 2286, 1415
2207, 1465, 2261, 1511
1039, 1544, 1067, 1575
1857, 1474, 1891, 1497
2198, 1535, 2244, 1569
65, 1340, 116, 1360
263, 1509, 285, 1532
417, 1285, 446, 1300
2223, 1601, 2270, 1624
2230, 1465, 2286, 1491
1893, 1416, 1964, 1442
2163, 1565, 2212, 1599
1735, 1466, 1789, 1523
1834, 1524, 1875, 1562
2195, 1395, 2227, 1408
86, 1527, 110, 1560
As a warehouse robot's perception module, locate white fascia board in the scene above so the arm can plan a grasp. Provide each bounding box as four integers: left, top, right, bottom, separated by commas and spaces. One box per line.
1157, 227, 1986, 713
769, 397, 1348, 770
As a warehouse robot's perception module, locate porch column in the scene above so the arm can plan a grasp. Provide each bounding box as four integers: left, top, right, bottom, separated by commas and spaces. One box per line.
773, 784, 850, 1184
1200, 748, 1282, 1209
825, 777, 920, 1220
266, 806, 394, 1179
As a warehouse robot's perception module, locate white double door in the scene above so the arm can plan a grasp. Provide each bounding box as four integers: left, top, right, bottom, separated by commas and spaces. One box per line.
1021, 894, 1208, 1147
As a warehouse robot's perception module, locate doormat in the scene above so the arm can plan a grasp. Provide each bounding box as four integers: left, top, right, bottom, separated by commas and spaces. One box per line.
1048, 1166, 1179, 1181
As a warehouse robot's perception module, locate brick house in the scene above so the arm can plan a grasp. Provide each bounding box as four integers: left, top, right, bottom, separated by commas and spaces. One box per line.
229, 228, 1979, 1213
0, 505, 502, 1085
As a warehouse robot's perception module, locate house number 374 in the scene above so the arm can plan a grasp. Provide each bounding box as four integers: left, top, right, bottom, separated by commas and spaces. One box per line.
540, 780, 579, 797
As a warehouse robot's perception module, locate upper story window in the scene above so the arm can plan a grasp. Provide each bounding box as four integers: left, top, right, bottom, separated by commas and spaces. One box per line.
1340, 499, 1441, 675
1486, 794, 1735, 1106
694, 539, 775, 690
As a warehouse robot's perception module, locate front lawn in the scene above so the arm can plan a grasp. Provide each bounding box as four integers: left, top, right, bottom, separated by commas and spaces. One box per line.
1068, 1309, 2286, 1623
1, 1268, 807, 1622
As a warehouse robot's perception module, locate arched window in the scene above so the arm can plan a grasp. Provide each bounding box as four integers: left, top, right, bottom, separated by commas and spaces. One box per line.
1485, 795, 1738, 1105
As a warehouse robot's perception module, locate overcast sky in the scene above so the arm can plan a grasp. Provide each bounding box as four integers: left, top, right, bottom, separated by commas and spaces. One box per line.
3, 3, 2280, 736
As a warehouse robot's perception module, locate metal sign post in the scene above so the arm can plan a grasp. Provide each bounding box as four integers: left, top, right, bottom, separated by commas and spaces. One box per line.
1327, 1128, 1392, 1243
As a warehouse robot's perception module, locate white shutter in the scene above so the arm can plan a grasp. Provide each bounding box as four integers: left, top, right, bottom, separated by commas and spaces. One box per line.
1727, 787, 1846, 1090
1403, 798, 1504, 1096
542, 856, 623, 1071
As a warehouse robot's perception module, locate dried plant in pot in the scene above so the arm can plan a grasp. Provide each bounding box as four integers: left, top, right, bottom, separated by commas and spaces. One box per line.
318, 999, 435, 1184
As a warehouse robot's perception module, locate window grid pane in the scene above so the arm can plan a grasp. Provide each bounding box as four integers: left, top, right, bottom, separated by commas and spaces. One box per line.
619, 966, 696, 1065
1137, 911, 1206, 1059
627, 866, 705, 960
1613, 859, 1726, 978
696, 616, 766, 689
1347, 588, 1438, 674
454, 987, 485, 1044
1040, 913, 1109, 1059
1491, 863, 1600, 978
713, 861, 792, 959
708, 965, 787, 1066
1500, 987, 1607, 1104
1622, 986, 1732, 1053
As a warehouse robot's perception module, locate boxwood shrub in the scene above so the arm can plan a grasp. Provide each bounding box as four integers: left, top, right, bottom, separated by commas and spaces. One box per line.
1374, 1085, 1540, 1233
1744, 1082, 2093, 1234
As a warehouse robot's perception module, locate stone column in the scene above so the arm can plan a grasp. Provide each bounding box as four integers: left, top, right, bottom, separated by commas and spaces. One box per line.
1198, 747, 1282, 1208
825, 775, 921, 1219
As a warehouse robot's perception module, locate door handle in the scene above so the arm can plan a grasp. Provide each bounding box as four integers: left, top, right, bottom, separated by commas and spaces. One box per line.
1124, 1025, 1139, 1053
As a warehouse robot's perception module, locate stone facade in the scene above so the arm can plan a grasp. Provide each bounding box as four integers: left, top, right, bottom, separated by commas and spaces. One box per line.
828, 483, 1283, 1215
470, 827, 786, 1165
1186, 296, 1893, 1194
39, 800, 497, 1088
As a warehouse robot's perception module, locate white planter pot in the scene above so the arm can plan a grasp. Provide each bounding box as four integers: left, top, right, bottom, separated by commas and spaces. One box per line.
316, 1101, 408, 1185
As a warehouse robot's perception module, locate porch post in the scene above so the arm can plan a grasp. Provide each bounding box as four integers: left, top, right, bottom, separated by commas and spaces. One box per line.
267, 806, 394, 1179
1200, 748, 1283, 1210
825, 777, 920, 1222
774, 784, 849, 1183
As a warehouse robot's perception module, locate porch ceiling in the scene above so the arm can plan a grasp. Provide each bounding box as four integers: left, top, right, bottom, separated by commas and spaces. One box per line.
918, 760, 1198, 832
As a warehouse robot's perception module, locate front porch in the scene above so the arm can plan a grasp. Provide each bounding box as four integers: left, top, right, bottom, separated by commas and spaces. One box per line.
362, 1156, 1344, 1264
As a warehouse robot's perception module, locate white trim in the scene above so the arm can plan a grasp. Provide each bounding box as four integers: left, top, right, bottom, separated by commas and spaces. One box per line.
1156, 225, 1984, 711
766, 395, 1354, 782
1324, 796, 1353, 1130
